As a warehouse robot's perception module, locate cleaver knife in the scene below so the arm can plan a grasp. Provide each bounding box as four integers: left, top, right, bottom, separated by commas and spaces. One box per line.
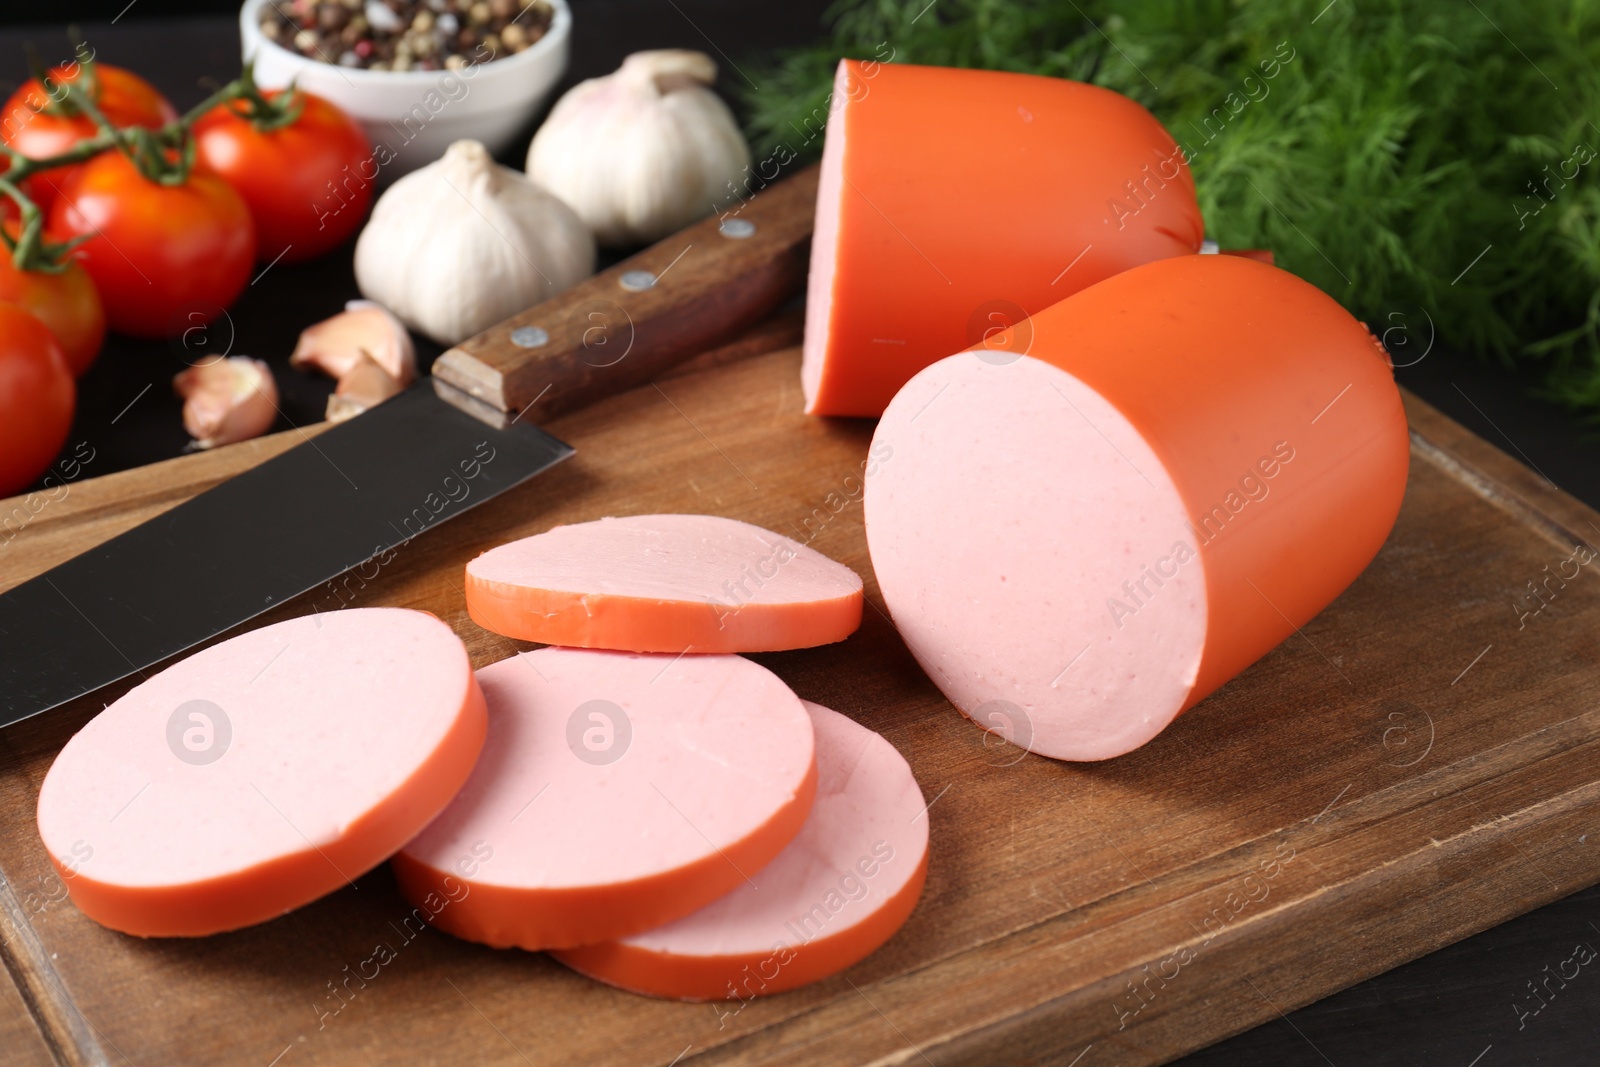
0, 165, 819, 728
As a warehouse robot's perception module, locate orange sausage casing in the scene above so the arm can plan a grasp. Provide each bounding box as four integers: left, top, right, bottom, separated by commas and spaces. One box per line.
803, 59, 1205, 417
865, 255, 1410, 760
1060, 256, 1408, 709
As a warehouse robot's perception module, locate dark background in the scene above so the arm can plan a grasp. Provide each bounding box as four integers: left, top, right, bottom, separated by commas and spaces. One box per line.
3, 2, 1599, 1064
0, 1, 226, 18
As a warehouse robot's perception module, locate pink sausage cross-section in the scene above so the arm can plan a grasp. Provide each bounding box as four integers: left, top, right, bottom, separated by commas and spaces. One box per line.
554, 700, 929, 1000
465, 514, 864, 653
393, 647, 819, 950
866, 255, 1410, 761
36, 608, 487, 936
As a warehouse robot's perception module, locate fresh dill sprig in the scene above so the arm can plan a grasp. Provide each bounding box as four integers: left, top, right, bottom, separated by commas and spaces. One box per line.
742, 0, 1600, 410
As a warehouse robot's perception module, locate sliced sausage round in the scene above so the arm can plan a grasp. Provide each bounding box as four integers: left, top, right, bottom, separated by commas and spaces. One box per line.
552, 700, 928, 1000
464, 514, 863, 653
392, 647, 818, 950
36, 608, 486, 936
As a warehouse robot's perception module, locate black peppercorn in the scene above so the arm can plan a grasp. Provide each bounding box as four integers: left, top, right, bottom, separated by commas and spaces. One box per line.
257, 0, 552, 70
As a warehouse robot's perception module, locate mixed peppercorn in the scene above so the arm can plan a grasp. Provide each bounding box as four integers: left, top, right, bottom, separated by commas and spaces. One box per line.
259, 0, 555, 72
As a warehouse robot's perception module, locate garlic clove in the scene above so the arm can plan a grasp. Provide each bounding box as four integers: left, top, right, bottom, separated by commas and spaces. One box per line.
173, 357, 279, 450
354, 139, 596, 346
325, 351, 404, 424
290, 300, 417, 386
528, 50, 754, 247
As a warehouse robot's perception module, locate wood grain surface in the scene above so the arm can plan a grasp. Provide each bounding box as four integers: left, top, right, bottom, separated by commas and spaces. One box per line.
0, 964, 52, 1067
2, 336, 1598, 1066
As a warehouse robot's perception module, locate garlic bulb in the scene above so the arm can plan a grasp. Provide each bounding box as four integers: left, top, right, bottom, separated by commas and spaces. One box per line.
354, 140, 595, 346
528, 50, 753, 246
291, 300, 416, 387
173, 357, 278, 449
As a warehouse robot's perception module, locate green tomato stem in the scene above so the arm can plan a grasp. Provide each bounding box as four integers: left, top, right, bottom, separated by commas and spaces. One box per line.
0, 175, 69, 275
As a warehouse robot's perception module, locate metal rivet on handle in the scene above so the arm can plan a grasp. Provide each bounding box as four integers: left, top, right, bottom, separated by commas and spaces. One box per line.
510, 326, 549, 348
619, 270, 657, 292
719, 218, 756, 239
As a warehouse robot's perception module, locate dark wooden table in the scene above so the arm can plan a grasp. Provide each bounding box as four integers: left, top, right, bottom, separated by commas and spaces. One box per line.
3, 4, 1598, 1064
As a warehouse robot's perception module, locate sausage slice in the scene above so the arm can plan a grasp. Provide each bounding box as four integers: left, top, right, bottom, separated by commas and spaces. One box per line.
392, 647, 818, 949
36, 608, 486, 936
465, 514, 863, 653
553, 700, 928, 999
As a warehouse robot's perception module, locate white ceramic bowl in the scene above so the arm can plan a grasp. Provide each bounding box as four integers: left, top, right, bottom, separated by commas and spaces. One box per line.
239, 0, 570, 176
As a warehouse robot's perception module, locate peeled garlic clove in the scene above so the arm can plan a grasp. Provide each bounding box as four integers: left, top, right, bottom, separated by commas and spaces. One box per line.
173, 357, 279, 449
354, 139, 596, 346
290, 300, 417, 386
325, 351, 403, 424
528, 49, 754, 246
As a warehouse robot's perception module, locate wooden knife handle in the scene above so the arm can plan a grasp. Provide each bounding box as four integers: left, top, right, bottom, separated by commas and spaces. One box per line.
432, 163, 820, 422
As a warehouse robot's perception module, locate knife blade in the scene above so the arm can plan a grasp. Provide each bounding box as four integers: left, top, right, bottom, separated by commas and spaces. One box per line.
0, 164, 819, 728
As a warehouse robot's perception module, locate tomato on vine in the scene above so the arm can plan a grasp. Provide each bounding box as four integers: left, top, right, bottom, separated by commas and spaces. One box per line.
194, 81, 373, 263
0, 228, 104, 376
48, 147, 256, 340
1, 58, 176, 210
0, 305, 75, 498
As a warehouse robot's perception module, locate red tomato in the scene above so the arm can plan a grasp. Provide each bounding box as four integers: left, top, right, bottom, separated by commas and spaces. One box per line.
0, 240, 105, 377
1, 62, 176, 210
193, 90, 374, 263
0, 305, 75, 498
48, 151, 255, 339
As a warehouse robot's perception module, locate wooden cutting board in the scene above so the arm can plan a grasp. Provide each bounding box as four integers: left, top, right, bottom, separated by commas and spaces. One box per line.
4, 325, 1600, 1067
